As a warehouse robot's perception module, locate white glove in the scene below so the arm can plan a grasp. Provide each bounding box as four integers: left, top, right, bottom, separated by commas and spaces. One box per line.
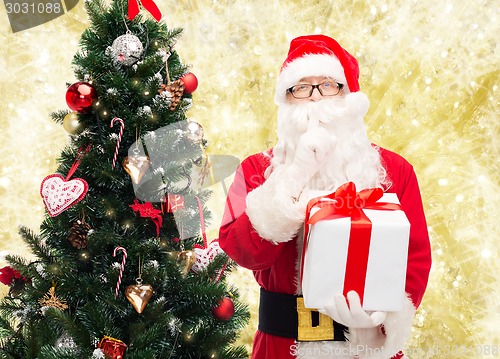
245, 127, 335, 243
319, 291, 386, 329
291, 127, 335, 175
284, 127, 336, 198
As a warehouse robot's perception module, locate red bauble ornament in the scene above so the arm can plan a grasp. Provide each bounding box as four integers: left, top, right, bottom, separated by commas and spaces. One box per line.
66, 81, 97, 113
98, 336, 127, 359
180, 72, 198, 94
212, 296, 235, 321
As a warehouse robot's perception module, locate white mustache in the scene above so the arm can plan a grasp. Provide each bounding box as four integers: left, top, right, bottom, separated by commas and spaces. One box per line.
284, 98, 351, 133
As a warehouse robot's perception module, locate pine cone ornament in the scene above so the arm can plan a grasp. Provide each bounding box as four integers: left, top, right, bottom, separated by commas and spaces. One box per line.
68, 219, 92, 249
158, 80, 185, 110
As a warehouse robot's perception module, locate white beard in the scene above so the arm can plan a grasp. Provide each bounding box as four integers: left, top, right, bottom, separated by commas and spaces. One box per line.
268, 94, 390, 192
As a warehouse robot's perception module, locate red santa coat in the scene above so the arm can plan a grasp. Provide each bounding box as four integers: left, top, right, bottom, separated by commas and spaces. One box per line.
218, 147, 431, 359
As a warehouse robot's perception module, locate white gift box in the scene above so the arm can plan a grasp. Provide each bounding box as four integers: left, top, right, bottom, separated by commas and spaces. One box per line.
301, 192, 410, 312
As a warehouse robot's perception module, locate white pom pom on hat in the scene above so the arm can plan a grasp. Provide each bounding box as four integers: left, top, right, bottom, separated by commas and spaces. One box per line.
275, 34, 361, 104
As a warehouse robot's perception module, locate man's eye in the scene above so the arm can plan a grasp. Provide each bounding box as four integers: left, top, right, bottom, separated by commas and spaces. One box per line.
321, 82, 334, 88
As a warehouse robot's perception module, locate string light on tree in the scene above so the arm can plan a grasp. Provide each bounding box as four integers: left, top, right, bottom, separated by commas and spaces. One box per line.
79, 249, 91, 263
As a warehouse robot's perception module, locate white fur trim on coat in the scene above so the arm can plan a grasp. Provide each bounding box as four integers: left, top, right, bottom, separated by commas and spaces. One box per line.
343, 91, 370, 119
246, 165, 308, 244
346, 294, 416, 359
275, 54, 348, 104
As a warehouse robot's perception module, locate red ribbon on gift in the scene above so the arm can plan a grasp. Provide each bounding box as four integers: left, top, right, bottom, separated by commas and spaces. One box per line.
301, 182, 402, 305
128, 0, 162, 21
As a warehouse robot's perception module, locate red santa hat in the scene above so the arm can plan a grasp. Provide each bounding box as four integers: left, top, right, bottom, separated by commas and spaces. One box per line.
275, 34, 361, 103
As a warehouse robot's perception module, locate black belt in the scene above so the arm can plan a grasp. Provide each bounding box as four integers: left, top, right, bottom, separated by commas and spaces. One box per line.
258, 288, 347, 342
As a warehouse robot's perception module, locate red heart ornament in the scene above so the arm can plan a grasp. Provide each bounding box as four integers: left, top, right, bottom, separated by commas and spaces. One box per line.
40, 174, 88, 217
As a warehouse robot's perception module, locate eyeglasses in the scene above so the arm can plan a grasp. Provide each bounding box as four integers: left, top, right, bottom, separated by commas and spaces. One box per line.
287, 81, 344, 99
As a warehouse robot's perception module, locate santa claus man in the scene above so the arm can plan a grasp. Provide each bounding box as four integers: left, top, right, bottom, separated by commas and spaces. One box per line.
218, 34, 431, 359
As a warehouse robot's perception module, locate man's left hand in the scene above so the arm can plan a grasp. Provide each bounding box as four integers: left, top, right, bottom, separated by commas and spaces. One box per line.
319, 291, 386, 328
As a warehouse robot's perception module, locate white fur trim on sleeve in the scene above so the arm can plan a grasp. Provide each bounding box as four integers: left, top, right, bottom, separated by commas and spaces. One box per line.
245, 164, 310, 244
346, 294, 416, 359
246, 180, 305, 244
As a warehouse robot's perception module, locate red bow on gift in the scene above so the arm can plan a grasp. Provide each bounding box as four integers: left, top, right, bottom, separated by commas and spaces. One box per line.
301, 182, 402, 305
128, 0, 162, 21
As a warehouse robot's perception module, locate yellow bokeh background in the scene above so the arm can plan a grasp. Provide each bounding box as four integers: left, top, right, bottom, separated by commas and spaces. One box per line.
0, 0, 498, 357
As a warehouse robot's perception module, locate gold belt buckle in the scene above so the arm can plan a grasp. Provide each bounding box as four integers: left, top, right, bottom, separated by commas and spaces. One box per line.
296, 297, 335, 341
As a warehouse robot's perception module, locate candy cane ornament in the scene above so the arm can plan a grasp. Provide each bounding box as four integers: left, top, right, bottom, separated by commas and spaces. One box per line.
113, 246, 127, 298
110, 117, 125, 169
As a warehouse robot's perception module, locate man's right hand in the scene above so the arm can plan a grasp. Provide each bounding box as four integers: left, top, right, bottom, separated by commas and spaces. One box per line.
292, 127, 336, 174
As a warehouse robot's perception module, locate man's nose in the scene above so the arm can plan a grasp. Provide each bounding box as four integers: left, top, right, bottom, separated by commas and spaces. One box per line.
309, 87, 323, 101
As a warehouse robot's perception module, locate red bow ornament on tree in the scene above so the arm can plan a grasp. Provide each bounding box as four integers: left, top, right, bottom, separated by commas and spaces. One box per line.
0, 266, 23, 286
0, 266, 28, 297
130, 199, 163, 238
128, 0, 162, 21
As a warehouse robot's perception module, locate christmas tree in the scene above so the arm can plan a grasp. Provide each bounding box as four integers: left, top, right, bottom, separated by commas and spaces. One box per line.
0, 0, 249, 358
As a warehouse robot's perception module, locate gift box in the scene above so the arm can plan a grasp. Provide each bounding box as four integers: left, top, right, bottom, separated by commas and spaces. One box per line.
300, 182, 410, 312
98, 336, 127, 359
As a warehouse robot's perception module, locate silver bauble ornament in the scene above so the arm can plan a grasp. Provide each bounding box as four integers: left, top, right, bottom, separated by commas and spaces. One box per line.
111, 32, 144, 66
186, 121, 204, 142
55, 332, 77, 350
